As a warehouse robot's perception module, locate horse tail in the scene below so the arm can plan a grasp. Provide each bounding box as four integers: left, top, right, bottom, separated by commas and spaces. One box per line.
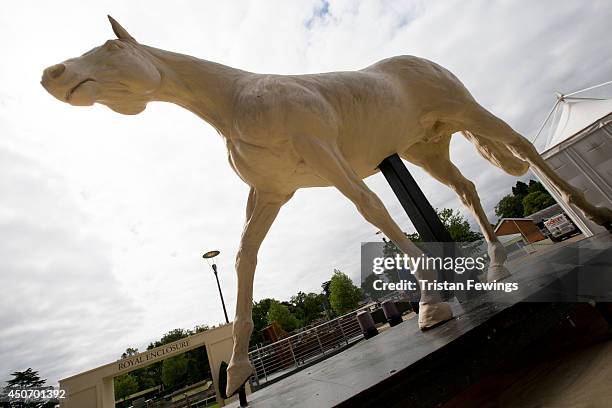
461, 131, 529, 176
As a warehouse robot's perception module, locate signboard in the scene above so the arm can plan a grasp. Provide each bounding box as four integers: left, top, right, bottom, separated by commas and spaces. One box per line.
117, 339, 191, 371
544, 213, 576, 238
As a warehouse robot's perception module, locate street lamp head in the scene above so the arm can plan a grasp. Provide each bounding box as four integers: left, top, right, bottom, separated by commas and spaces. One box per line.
203, 250, 220, 273
203, 250, 220, 259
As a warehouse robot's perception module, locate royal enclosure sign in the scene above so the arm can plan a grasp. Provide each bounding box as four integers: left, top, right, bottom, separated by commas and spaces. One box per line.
117, 339, 191, 371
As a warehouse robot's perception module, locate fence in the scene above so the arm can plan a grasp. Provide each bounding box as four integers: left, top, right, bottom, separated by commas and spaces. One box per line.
141, 394, 216, 408
248, 309, 366, 388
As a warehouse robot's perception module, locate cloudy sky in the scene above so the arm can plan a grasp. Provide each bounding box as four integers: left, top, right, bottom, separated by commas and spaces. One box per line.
1, 0, 611, 386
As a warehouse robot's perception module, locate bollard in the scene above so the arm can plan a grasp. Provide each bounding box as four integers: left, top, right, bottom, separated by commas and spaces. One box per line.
357, 310, 379, 339
382, 300, 403, 327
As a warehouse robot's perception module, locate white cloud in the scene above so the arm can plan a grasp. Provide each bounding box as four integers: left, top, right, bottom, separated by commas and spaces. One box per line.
1, 0, 611, 385
0, 146, 144, 385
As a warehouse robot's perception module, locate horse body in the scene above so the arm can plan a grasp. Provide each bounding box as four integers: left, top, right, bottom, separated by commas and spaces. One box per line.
229, 55, 470, 192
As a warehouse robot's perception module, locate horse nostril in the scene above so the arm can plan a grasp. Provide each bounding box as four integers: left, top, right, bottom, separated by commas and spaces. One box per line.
45, 63, 66, 79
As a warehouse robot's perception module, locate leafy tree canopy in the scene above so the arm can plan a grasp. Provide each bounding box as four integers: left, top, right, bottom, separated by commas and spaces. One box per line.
512, 180, 529, 198
4, 369, 56, 408
495, 180, 555, 219
193, 324, 210, 334
527, 179, 547, 194
148, 328, 191, 349
290, 291, 326, 326
6, 368, 46, 388
495, 194, 524, 219
115, 374, 139, 401
121, 347, 139, 359
437, 208, 483, 242
329, 269, 363, 315
321, 281, 331, 296
251, 298, 275, 345
523, 191, 555, 216
380, 208, 482, 246
267, 300, 302, 332
161, 355, 188, 389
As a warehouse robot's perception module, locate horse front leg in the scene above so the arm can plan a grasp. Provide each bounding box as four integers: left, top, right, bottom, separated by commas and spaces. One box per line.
226, 187, 293, 396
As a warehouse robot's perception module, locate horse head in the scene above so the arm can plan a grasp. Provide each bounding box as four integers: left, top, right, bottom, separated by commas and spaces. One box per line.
41, 16, 161, 115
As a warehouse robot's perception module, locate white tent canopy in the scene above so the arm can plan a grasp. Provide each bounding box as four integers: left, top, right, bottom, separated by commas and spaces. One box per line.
532, 80, 612, 237
544, 97, 612, 150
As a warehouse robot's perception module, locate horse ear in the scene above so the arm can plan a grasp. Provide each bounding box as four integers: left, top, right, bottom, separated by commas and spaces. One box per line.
107, 15, 136, 42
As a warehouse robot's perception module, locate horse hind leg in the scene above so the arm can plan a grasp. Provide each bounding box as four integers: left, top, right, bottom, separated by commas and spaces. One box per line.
401, 139, 511, 282
292, 134, 453, 329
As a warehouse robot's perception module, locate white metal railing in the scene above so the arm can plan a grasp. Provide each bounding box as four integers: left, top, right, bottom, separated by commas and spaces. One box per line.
248, 309, 366, 387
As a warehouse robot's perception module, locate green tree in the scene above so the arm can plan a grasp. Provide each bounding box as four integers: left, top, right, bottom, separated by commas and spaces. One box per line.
512, 180, 529, 198
142, 329, 191, 392
6, 368, 46, 388
437, 208, 483, 242
251, 298, 275, 345
121, 347, 139, 359
522, 191, 555, 216
290, 291, 326, 326
321, 281, 333, 318
321, 281, 331, 297
161, 354, 188, 389
145, 327, 211, 392
149, 328, 191, 348
527, 179, 548, 194
114, 374, 139, 401
155, 328, 210, 390
4, 369, 55, 408
495, 179, 555, 219
329, 269, 363, 315
114, 348, 155, 401
379, 208, 481, 246
267, 300, 301, 332
113, 326, 213, 404
495, 194, 524, 218
193, 324, 210, 333
185, 346, 210, 384
362, 272, 387, 302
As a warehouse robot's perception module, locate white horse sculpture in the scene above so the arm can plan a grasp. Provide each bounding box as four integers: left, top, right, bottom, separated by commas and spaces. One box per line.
41, 17, 612, 396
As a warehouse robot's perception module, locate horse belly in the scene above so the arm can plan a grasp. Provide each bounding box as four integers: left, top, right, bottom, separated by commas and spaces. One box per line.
337, 109, 425, 178
227, 137, 332, 191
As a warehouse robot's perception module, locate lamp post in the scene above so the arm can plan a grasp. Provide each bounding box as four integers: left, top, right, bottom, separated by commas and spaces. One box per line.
202, 250, 230, 324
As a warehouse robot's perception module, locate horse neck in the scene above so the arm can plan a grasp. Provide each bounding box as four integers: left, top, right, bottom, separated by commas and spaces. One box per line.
145, 45, 246, 133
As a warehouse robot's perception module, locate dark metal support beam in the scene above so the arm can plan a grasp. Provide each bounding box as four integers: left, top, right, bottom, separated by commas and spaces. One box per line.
379, 154, 463, 302
378, 154, 452, 243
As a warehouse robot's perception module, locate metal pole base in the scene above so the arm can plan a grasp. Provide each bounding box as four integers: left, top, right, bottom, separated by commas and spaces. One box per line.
238, 387, 248, 407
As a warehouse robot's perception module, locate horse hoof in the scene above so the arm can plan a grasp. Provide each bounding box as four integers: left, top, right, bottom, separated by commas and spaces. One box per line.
226, 359, 253, 398
419, 302, 453, 330
486, 264, 511, 282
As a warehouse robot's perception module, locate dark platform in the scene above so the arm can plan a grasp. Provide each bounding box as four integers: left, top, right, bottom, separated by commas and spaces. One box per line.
230, 234, 612, 408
